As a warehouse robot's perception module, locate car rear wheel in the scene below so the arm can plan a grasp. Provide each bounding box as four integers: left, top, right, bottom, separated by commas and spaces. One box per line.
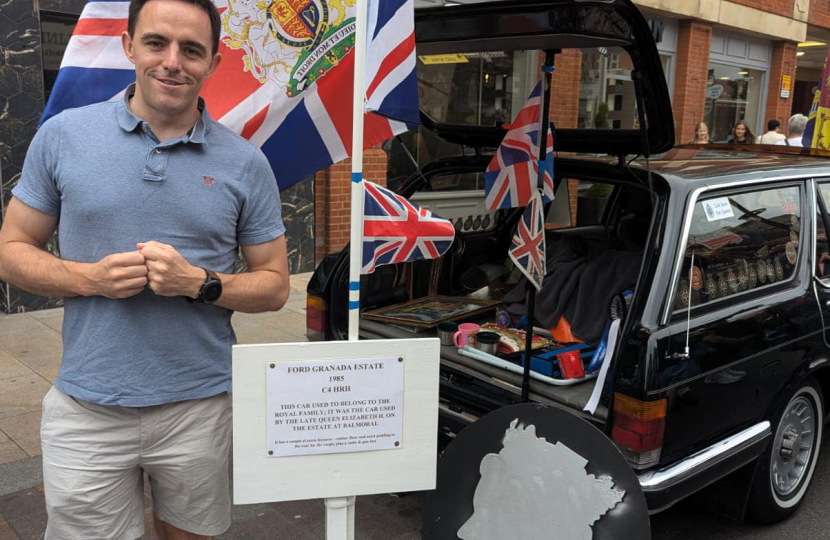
746, 378, 823, 524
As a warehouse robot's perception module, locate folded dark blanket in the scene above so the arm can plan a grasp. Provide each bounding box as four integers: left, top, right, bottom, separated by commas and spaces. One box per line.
504, 233, 641, 346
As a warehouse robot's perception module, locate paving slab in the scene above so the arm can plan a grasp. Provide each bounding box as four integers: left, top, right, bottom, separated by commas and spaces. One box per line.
0, 375, 50, 421
18, 354, 61, 384
0, 458, 41, 497
0, 432, 25, 467
0, 413, 41, 458
0, 351, 35, 382
0, 317, 39, 339
0, 516, 19, 540
0, 330, 62, 365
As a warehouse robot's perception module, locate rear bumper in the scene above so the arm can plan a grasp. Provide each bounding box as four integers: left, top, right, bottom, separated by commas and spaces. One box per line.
638, 422, 771, 513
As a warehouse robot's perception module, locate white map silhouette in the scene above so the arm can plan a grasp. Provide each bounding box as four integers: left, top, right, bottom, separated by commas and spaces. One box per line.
458, 419, 624, 540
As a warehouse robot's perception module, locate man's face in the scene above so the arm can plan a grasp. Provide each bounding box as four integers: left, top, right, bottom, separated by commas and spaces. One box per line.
122, 0, 221, 120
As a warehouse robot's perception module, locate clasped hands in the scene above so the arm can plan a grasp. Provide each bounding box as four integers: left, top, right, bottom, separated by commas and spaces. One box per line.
91, 241, 203, 299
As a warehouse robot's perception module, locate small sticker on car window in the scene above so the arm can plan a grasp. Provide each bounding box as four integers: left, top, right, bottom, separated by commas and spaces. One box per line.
702, 198, 734, 221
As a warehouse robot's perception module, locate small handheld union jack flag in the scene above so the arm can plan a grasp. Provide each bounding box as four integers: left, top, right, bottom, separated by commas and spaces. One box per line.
484, 81, 555, 210
509, 190, 547, 291
362, 182, 456, 274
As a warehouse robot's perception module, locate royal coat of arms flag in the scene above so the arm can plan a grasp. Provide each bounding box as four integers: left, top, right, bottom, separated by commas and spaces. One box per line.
509, 190, 546, 291
484, 81, 555, 210
361, 181, 455, 274
40, 0, 419, 191
803, 46, 830, 149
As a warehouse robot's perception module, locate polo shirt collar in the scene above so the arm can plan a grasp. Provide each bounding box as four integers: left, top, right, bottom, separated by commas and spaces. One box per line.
116, 84, 211, 144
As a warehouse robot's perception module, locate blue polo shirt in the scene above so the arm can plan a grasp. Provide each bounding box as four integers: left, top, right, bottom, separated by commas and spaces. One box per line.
13, 89, 285, 406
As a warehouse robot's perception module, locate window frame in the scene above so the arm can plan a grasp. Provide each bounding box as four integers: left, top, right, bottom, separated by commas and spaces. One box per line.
813, 180, 830, 285
666, 179, 808, 322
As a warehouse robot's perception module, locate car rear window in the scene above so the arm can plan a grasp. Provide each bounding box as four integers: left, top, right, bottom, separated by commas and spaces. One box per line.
673, 185, 801, 311
416, 47, 636, 130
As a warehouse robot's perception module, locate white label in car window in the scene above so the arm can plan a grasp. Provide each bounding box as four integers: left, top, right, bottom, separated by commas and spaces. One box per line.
702, 198, 734, 221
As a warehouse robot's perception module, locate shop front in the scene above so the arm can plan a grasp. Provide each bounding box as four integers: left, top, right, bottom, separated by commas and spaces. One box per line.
704, 32, 771, 143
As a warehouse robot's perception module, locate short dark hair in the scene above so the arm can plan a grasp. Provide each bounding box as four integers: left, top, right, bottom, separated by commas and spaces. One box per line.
128, 0, 221, 56
767, 119, 780, 131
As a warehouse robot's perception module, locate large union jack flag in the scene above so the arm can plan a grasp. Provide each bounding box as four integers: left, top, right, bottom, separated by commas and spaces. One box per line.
41, 0, 418, 192
484, 81, 555, 210
362, 182, 455, 274
509, 190, 546, 291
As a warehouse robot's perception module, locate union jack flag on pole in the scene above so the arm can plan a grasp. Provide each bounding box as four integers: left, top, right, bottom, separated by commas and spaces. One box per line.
41, 0, 419, 191
484, 81, 555, 210
361, 182, 455, 274
509, 190, 546, 291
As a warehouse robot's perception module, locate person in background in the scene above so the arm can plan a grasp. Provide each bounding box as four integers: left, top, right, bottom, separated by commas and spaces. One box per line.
756, 119, 787, 144
727, 121, 755, 144
775, 113, 808, 148
690, 122, 709, 144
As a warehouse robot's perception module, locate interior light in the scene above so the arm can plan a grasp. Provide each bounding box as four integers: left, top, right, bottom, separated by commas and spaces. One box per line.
738, 71, 749, 75
797, 51, 805, 56
719, 76, 730, 80
798, 41, 827, 48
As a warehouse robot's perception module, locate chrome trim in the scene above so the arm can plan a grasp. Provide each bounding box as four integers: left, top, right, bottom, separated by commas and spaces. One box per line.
662, 175, 811, 325
638, 421, 771, 491
810, 358, 828, 370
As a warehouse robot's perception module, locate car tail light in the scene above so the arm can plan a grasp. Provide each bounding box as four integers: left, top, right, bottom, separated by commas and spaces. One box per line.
611, 393, 667, 469
306, 294, 326, 341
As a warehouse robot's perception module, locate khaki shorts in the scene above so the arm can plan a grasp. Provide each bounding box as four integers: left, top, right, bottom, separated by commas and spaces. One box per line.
40, 387, 232, 540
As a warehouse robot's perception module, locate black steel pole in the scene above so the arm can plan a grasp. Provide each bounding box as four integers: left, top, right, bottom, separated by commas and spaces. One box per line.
521, 51, 556, 403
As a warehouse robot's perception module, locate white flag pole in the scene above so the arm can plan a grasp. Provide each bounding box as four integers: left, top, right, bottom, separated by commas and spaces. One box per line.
326, 0, 369, 537
348, 0, 369, 343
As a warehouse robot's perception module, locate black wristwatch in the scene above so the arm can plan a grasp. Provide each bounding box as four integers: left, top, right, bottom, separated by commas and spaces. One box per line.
193, 269, 222, 304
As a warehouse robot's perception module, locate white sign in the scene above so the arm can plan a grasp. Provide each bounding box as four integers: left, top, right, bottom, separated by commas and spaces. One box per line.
233, 339, 439, 504
706, 84, 724, 100
265, 357, 404, 457
702, 197, 735, 221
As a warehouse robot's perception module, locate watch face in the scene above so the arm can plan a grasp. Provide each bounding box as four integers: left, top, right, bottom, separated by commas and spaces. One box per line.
203, 281, 223, 303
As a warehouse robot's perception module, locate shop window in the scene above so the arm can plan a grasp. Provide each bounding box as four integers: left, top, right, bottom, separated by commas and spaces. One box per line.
703, 64, 765, 143
673, 185, 801, 311
40, 12, 78, 101
577, 47, 637, 130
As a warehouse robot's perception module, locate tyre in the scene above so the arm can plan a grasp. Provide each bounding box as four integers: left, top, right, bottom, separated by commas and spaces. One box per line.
746, 378, 824, 524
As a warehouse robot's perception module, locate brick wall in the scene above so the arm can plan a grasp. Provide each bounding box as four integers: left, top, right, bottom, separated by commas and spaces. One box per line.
765, 41, 798, 134
549, 49, 582, 129
810, 0, 830, 28
725, 0, 794, 17
314, 148, 388, 261
673, 20, 713, 145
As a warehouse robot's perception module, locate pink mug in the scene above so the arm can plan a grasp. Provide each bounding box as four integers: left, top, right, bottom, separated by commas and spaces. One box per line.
453, 323, 480, 348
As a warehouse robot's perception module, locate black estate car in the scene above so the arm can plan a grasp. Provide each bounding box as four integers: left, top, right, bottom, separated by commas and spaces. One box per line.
307, 0, 829, 523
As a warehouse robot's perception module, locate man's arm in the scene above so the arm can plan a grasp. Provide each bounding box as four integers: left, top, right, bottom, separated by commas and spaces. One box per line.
0, 198, 149, 299
139, 235, 289, 313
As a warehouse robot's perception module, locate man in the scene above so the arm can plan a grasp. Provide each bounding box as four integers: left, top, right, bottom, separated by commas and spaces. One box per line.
775, 113, 808, 147
756, 119, 787, 144
0, 0, 289, 538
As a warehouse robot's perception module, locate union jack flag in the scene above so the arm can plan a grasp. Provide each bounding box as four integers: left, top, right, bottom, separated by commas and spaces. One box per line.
362, 182, 455, 274
40, 0, 418, 192
484, 81, 555, 210
509, 190, 546, 291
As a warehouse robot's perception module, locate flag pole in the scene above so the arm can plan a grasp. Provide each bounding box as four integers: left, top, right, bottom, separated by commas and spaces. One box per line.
521, 51, 555, 403
324, 0, 369, 538
348, 0, 369, 343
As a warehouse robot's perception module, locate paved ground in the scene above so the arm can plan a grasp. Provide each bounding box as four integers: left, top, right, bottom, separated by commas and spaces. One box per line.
1, 272, 828, 539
